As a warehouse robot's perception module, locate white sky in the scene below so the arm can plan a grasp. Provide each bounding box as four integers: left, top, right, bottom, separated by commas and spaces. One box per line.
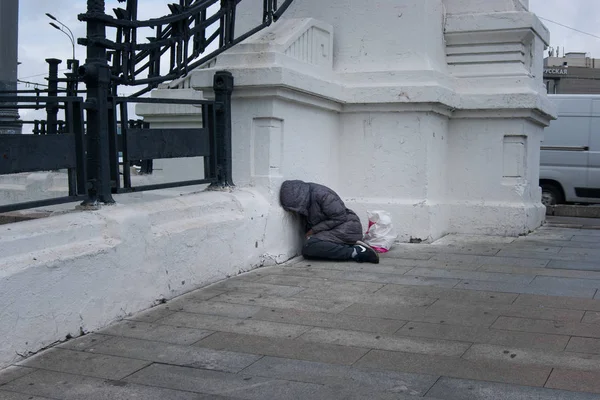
16, 0, 600, 88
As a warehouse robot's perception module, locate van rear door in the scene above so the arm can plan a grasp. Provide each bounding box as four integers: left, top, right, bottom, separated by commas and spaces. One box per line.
585, 100, 600, 201
541, 96, 590, 202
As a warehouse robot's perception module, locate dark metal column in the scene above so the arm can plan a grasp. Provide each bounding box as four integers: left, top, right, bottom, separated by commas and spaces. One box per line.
45, 59, 61, 135
0, 0, 22, 134
210, 70, 234, 188
79, 0, 115, 205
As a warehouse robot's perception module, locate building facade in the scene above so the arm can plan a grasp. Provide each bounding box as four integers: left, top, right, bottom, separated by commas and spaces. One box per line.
544, 52, 600, 94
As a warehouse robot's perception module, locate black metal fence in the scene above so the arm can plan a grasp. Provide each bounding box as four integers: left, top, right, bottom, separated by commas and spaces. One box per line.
0, 0, 293, 213
0, 69, 232, 213
0, 93, 87, 212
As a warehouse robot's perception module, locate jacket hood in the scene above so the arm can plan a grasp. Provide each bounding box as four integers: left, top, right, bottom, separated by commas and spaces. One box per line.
280, 180, 311, 216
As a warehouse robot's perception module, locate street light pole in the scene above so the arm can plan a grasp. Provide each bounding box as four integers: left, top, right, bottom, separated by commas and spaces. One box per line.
0, 0, 22, 134
46, 13, 76, 62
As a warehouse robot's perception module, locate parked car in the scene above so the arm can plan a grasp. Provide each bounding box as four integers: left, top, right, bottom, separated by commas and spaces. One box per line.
540, 94, 600, 206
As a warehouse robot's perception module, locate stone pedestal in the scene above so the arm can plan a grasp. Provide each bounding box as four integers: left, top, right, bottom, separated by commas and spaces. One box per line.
164, 0, 555, 241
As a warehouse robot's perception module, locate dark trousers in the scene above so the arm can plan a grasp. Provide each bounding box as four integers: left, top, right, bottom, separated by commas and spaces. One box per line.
302, 237, 355, 261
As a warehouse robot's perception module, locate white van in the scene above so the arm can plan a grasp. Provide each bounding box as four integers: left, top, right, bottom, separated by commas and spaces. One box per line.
540, 94, 600, 206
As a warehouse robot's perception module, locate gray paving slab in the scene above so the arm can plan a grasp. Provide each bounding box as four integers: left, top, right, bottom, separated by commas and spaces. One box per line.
531, 276, 600, 290
520, 233, 574, 241
462, 343, 600, 372
426, 299, 585, 322
428, 253, 551, 267
158, 311, 311, 338
405, 267, 536, 284
98, 320, 214, 345
501, 244, 563, 254
251, 308, 406, 333
1, 369, 204, 400
0, 391, 54, 400
396, 322, 570, 351
84, 336, 260, 373
432, 234, 516, 246
479, 264, 600, 280
126, 363, 330, 399
243, 356, 439, 396
0, 366, 35, 386
390, 244, 503, 256
573, 235, 600, 242
16, 348, 150, 380
125, 362, 413, 400
513, 294, 600, 312
254, 274, 385, 293
492, 316, 600, 338
376, 284, 520, 304
57, 334, 111, 351
292, 287, 436, 307
376, 258, 484, 271
269, 266, 463, 287
547, 259, 600, 271
560, 247, 600, 257
175, 287, 228, 302
292, 259, 416, 274
169, 301, 262, 319
511, 238, 600, 249
343, 302, 500, 327
207, 280, 305, 296
566, 337, 600, 354
455, 280, 598, 298
496, 249, 596, 261
299, 327, 470, 356
583, 311, 600, 324
354, 350, 552, 386
376, 250, 434, 260
125, 304, 177, 323
546, 369, 600, 394
195, 331, 369, 365
209, 291, 354, 313
426, 376, 600, 400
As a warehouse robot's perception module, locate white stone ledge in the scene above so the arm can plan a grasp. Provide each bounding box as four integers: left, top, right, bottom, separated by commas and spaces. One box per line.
445, 11, 549, 44
0, 188, 299, 369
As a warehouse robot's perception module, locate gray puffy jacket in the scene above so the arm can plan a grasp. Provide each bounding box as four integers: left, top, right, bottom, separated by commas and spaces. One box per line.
280, 180, 363, 244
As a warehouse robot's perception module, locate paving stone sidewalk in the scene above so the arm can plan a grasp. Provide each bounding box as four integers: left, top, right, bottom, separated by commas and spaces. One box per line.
3, 219, 600, 399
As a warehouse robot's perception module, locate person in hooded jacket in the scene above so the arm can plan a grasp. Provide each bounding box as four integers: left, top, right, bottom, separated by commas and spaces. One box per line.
280, 180, 379, 263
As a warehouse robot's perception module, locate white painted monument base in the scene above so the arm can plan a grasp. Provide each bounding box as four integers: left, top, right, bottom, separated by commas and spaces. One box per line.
166, 0, 554, 241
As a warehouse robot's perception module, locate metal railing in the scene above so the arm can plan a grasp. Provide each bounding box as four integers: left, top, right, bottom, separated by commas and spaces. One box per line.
0, 0, 293, 212
0, 93, 87, 213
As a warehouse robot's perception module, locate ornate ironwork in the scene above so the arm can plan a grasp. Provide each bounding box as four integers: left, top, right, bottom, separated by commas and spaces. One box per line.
78, 0, 293, 96
0, 0, 293, 211
75, 0, 292, 206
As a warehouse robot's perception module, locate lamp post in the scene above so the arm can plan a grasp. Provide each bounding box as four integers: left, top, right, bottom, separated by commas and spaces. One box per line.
0, 0, 21, 134
46, 13, 75, 62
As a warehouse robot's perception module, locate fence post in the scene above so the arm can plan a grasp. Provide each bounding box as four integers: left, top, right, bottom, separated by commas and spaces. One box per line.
79, 0, 115, 206
210, 70, 234, 188
45, 58, 61, 135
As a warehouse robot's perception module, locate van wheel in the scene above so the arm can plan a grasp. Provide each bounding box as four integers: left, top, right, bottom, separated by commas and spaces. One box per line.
541, 184, 564, 206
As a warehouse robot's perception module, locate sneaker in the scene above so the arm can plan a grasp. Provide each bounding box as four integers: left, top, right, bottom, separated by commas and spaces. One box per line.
353, 243, 379, 264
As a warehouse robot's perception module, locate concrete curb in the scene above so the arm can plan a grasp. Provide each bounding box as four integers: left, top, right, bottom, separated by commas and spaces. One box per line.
546, 205, 600, 219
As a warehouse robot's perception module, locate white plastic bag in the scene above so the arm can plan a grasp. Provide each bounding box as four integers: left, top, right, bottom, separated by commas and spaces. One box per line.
363, 210, 397, 253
